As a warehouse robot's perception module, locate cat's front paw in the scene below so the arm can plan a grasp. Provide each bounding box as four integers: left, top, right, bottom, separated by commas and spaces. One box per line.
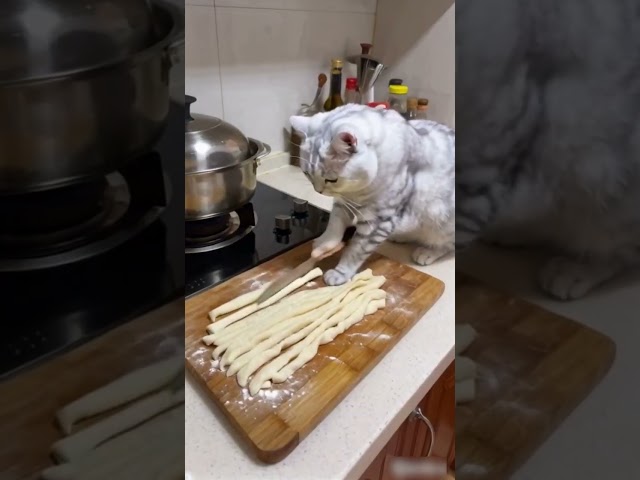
324, 268, 351, 286
538, 257, 616, 300
412, 246, 450, 266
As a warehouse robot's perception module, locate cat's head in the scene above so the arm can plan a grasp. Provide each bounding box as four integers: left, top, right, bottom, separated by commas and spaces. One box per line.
289, 107, 378, 196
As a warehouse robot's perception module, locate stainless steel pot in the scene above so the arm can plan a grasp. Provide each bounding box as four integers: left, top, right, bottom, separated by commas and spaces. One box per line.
185, 96, 271, 220
0, 1, 184, 195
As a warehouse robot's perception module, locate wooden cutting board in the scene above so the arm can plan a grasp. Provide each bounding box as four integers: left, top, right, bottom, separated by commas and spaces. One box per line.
455, 273, 616, 479
0, 301, 183, 480
185, 242, 445, 464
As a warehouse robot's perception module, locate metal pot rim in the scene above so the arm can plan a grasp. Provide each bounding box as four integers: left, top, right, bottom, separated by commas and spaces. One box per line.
0, 1, 184, 87
185, 138, 271, 176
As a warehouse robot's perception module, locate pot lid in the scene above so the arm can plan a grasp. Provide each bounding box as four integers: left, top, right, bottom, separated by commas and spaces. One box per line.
185, 95, 250, 173
0, 0, 164, 84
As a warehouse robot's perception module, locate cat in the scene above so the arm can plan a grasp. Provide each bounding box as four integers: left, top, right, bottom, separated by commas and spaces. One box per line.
290, 104, 455, 286
456, 0, 640, 300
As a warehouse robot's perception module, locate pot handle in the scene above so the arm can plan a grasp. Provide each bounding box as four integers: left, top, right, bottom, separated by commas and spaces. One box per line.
253, 139, 272, 165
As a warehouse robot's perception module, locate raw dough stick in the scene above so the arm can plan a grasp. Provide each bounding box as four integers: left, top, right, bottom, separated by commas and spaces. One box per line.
52, 388, 185, 462
207, 269, 373, 343
228, 296, 346, 378
221, 276, 379, 369
267, 292, 386, 387
455, 324, 477, 354
247, 288, 385, 394
258, 298, 386, 392
207, 267, 323, 332
42, 405, 184, 480
455, 356, 477, 382
455, 378, 476, 404
209, 288, 264, 322
56, 355, 183, 435
204, 298, 296, 346
214, 288, 339, 359
208, 290, 329, 353
208, 270, 374, 350
253, 295, 386, 393
228, 278, 385, 379
205, 297, 299, 344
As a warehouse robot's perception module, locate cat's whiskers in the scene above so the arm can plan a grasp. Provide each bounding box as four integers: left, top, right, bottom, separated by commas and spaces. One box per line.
335, 194, 373, 229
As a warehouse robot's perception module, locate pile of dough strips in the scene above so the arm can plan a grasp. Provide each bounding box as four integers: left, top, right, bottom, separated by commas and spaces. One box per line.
203, 268, 387, 396
41, 355, 184, 480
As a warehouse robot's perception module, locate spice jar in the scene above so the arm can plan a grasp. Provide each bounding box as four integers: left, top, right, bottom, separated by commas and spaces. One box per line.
388, 84, 409, 114
416, 98, 429, 119
345, 77, 359, 104
406, 97, 418, 119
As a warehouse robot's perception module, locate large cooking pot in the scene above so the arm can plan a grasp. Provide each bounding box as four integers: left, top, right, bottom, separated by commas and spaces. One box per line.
0, 0, 184, 195
185, 95, 271, 221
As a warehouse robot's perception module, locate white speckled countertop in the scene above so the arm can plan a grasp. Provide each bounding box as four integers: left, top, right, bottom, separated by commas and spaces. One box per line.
185, 153, 455, 480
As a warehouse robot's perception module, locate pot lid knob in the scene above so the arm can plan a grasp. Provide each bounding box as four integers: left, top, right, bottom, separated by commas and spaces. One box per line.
185, 95, 197, 122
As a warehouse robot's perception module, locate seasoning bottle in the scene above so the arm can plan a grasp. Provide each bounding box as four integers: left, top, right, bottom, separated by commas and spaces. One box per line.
388, 84, 409, 114
324, 59, 344, 111
344, 77, 359, 104
406, 97, 418, 119
416, 98, 429, 119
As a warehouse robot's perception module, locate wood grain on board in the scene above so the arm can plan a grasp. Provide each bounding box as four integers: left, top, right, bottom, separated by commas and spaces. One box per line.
0, 301, 183, 480
185, 241, 445, 464
455, 273, 615, 479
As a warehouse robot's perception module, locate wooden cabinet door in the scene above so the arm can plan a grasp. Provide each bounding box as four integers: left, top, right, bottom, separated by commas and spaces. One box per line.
360, 362, 455, 480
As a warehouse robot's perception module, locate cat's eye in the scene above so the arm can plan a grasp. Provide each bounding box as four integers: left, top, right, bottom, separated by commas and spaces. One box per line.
325, 178, 338, 184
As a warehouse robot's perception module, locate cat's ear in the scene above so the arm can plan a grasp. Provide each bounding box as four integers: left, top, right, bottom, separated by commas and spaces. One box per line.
330, 132, 358, 158
289, 115, 312, 134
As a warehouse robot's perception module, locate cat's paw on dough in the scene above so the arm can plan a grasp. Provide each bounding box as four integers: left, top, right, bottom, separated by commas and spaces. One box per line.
538, 256, 616, 300
324, 269, 351, 286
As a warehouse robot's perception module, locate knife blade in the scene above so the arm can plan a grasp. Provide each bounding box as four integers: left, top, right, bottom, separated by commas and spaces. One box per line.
255, 256, 318, 305
255, 226, 356, 305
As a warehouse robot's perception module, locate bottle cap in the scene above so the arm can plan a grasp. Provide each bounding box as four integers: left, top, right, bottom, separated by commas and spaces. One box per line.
367, 101, 390, 109
389, 78, 403, 86
389, 85, 409, 95
331, 59, 344, 69
418, 98, 429, 106
346, 77, 358, 89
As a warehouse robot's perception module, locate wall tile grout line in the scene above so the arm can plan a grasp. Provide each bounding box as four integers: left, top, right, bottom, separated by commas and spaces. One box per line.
213, 6, 226, 119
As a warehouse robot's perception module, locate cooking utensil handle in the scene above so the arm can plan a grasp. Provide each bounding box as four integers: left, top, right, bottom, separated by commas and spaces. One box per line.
410, 407, 436, 457
252, 139, 272, 165
313, 226, 356, 260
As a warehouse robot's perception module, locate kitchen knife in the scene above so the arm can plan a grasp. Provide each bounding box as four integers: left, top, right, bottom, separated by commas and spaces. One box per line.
255, 226, 355, 305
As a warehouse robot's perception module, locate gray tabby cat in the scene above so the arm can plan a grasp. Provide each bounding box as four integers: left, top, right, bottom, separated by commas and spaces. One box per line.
456, 0, 640, 300
290, 104, 455, 286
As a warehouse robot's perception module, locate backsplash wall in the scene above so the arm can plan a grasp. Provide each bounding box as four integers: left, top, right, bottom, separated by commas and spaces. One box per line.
185, 0, 375, 153
373, 0, 455, 127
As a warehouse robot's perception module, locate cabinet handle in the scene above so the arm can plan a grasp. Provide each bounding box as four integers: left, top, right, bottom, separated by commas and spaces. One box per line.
411, 407, 435, 457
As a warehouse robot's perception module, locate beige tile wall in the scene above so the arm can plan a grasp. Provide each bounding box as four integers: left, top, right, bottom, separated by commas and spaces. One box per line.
185, 0, 375, 152
373, 0, 455, 127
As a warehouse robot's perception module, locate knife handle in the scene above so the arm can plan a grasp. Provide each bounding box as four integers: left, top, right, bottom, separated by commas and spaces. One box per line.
314, 226, 357, 260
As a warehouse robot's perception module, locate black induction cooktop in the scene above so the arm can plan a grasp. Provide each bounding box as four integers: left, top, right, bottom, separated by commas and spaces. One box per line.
0, 103, 185, 380
185, 184, 330, 298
